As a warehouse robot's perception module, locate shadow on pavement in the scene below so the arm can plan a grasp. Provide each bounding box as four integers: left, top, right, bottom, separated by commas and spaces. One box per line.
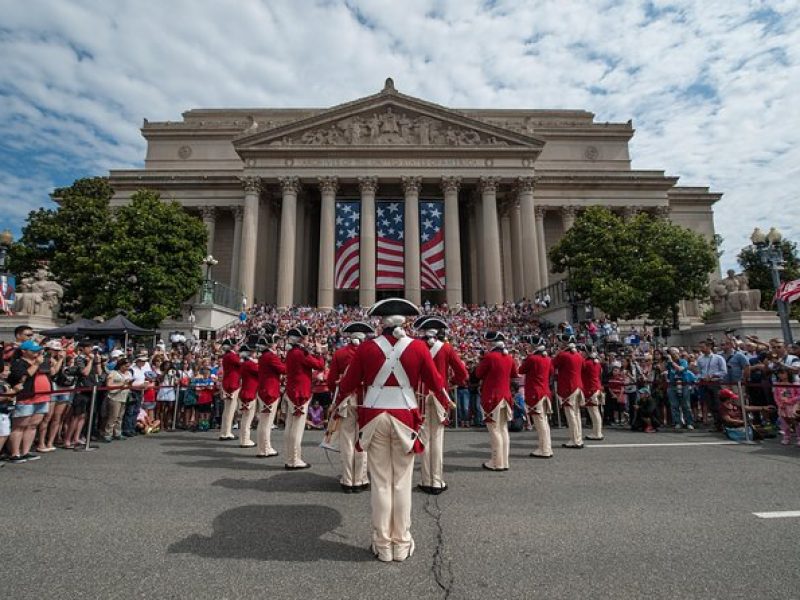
211, 471, 342, 494
169, 504, 371, 562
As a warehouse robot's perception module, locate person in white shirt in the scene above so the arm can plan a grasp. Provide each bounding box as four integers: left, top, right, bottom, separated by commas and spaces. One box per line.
695, 340, 727, 432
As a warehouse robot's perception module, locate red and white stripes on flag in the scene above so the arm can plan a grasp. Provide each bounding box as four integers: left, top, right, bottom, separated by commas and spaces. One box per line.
420, 200, 445, 289
376, 200, 404, 289
777, 279, 800, 304
334, 201, 360, 290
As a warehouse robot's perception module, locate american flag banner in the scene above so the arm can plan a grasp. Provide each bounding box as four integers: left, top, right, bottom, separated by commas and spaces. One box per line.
419, 200, 446, 289
777, 279, 800, 304
376, 200, 405, 289
334, 201, 361, 290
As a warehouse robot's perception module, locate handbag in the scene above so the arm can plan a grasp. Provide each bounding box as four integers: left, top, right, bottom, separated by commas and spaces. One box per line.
182, 386, 198, 407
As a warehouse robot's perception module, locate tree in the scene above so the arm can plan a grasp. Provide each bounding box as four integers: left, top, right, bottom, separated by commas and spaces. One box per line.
738, 238, 800, 321
8, 178, 207, 328
548, 206, 717, 323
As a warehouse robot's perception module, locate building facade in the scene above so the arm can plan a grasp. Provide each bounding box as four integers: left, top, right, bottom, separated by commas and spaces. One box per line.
109, 79, 720, 309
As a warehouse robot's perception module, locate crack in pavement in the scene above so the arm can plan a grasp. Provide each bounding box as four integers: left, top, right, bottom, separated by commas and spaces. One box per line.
424, 494, 454, 599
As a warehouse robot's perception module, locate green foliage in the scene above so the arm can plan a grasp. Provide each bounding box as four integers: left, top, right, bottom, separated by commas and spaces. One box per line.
8, 178, 207, 328
548, 206, 717, 322
738, 239, 800, 320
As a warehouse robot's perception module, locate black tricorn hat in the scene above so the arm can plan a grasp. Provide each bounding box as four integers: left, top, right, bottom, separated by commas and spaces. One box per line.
413, 315, 431, 330
221, 338, 235, 347
484, 331, 505, 342
524, 334, 543, 346
238, 343, 251, 353
416, 316, 448, 332
557, 333, 576, 343
368, 297, 420, 317
260, 323, 277, 335
342, 322, 375, 335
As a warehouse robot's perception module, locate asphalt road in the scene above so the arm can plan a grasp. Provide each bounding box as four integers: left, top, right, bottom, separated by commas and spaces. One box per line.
2, 424, 799, 600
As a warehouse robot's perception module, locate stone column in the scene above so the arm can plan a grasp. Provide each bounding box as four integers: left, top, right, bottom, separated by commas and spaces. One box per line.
358, 176, 378, 307
479, 176, 504, 306
509, 200, 525, 300
561, 205, 578, 231
317, 176, 338, 310
200, 206, 216, 255
276, 176, 301, 309
500, 206, 513, 301
402, 176, 422, 305
441, 176, 463, 307
230, 205, 244, 291
535, 206, 548, 289
238, 177, 262, 304
517, 177, 541, 297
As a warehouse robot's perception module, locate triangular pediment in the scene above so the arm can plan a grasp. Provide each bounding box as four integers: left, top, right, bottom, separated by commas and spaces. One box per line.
234, 79, 545, 152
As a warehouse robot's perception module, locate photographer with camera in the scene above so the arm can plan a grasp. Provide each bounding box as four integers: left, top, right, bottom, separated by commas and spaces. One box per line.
35, 340, 67, 453
665, 347, 695, 430
63, 340, 102, 449
6, 340, 50, 463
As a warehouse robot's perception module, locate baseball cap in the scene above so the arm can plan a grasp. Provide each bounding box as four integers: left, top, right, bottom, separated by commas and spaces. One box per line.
20, 340, 43, 352
110, 349, 124, 359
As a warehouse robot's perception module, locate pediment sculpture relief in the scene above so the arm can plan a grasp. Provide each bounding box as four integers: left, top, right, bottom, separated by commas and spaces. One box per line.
269, 108, 510, 147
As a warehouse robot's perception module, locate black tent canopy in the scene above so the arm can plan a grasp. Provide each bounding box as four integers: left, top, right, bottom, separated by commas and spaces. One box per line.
76, 314, 154, 337
39, 318, 100, 338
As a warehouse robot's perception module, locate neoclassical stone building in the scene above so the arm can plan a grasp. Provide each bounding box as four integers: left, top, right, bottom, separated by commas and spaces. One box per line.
109, 79, 720, 309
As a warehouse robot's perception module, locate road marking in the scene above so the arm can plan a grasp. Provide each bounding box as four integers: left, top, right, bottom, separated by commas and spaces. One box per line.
585, 441, 738, 448
753, 511, 800, 519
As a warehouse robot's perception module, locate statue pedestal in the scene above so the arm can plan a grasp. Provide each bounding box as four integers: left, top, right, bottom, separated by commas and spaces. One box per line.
678, 311, 798, 346
0, 314, 66, 341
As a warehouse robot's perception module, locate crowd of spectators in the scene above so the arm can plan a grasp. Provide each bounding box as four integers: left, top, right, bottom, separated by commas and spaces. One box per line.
2, 303, 799, 465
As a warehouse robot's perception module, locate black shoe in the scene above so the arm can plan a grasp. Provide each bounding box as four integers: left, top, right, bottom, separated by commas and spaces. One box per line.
341, 484, 355, 494
417, 483, 433, 494
284, 463, 312, 470
358, 483, 370, 492
430, 484, 448, 495
21, 453, 41, 462
8, 455, 28, 464
101, 437, 113, 443
561, 443, 584, 449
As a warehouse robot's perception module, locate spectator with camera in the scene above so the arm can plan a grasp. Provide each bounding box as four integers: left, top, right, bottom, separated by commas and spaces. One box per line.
6, 339, 51, 463
696, 340, 727, 432
63, 340, 102, 449
665, 347, 695, 430
35, 339, 66, 452
103, 357, 132, 442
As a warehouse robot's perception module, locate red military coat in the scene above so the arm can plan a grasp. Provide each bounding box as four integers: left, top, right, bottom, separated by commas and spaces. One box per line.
581, 358, 603, 397
285, 345, 325, 406
258, 350, 285, 403
338, 333, 448, 451
427, 341, 468, 390
475, 349, 518, 416
239, 359, 259, 403
326, 343, 358, 408
221, 351, 241, 394
519, 353, 553, 406
553, 350, 584, 398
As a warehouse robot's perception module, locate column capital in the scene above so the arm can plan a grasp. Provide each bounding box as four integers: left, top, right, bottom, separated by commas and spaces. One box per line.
239, 176, 262, 194
515, 176, 536, 194
401, 175, 423, 194
232, 205, 245, 221
441, 176, 462, 194
278, 176, 302, 195
317, 176, 339, 195
561, 205, 579, 218
479, 176, 501, 194
534, 205, 547, 219
199, 205, 216, 220
358, 176, 379, 195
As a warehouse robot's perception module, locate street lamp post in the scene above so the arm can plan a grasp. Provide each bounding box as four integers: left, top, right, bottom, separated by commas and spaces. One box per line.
750, 227, 794, 344
201, 254, 218, 304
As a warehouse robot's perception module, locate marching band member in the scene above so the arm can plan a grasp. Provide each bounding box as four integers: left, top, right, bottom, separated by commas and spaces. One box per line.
338, 298, 450, 563
553, 338, 585, 449
518, 337, 554, 458
284, 325, 325, 470
256, 329, 285, 457
476, 331, 518, 471
237, 343, 259, 447
414, 316, 465, 495
219, 338, 241, 441
581, 346, 605, 441
327, 321, 374, 493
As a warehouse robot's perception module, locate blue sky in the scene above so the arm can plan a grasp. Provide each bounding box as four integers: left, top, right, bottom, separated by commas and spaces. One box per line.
1, 0, 798, 270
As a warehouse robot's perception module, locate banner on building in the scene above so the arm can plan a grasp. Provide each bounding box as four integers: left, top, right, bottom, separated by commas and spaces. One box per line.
376, 200, 404, 289
420, 200, 445, 289
334, 201, 360, 290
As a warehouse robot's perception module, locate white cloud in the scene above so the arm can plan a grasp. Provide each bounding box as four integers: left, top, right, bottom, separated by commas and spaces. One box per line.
0, 0, 798, 270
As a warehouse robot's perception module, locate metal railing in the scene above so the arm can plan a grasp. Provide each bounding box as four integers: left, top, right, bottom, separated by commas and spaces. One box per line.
534, 278, 570, 310
197, 281, 244, 311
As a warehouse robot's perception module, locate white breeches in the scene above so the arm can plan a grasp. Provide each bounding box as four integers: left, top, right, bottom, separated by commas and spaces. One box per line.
284, 400, 310, 467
